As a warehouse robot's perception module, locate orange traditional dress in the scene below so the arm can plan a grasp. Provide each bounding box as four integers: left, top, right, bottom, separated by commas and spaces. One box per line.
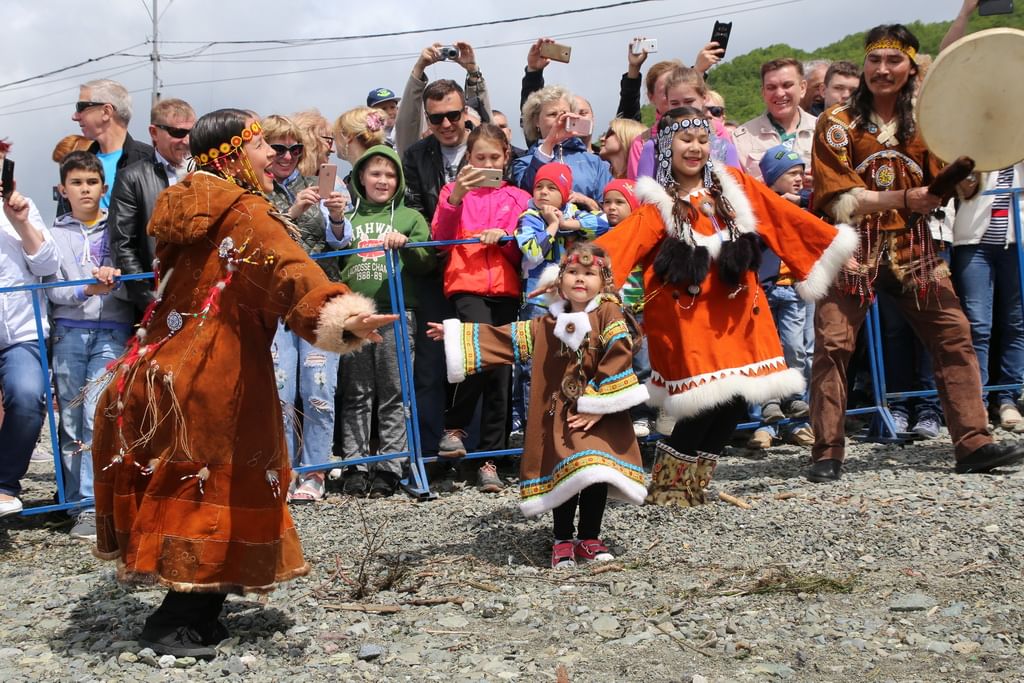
91, 172, 375, 593
441, 293, 649, 517
596, 166, 858, 419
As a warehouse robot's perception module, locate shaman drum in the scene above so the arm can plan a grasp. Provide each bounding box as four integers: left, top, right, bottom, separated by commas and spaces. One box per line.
917, 27, 1024, 171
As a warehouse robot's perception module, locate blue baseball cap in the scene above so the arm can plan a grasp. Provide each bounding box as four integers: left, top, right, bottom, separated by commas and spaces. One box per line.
758, 144, 805, 188
367, 88, 400, 107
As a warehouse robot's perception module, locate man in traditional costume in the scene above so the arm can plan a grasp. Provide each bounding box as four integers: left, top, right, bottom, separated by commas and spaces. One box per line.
809, 24, 1024, 482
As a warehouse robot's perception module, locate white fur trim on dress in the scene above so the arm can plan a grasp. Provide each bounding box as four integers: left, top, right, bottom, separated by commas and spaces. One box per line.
576, 382, 650, 415
829, 188, 865, 225
794, 222, 859, 302
647, 367, 806, 419
635, 169, 757, 260
552, 310, 591, 350
442, 318, 468, 384
519, 465, 648, 518
313, 292, 377, 355
537, 263, 562, 305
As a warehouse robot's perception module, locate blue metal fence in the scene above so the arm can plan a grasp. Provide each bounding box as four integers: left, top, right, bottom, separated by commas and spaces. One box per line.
4, 190, 1023, 513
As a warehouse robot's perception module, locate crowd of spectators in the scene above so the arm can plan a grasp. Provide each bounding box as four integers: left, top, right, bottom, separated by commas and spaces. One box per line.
2, 0, 1021, 534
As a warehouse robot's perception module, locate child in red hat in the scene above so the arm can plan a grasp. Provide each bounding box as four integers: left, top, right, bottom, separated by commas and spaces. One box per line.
511, 163, 608, 435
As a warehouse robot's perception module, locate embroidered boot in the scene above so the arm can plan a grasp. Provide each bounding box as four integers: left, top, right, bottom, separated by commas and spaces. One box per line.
646, 441, 700, 507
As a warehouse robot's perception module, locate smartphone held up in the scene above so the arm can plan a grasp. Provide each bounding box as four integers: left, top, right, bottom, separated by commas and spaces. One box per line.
1, 158, 14, 199
979, 0, 1014, 15
318, 163, 338, 199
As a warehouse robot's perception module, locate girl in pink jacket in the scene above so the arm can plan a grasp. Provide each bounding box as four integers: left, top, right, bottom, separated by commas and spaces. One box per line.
431, 124, 531, 486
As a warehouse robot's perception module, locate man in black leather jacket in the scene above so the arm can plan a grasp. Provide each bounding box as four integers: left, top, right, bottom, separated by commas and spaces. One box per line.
107, 98, 195, 312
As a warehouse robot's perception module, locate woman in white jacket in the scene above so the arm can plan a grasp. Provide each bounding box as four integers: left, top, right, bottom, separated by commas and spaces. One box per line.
951, 163, 1024, 431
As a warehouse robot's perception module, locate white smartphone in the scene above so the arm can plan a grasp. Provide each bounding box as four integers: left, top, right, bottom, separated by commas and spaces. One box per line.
565, 117, 593, 137
474, 167, 503, 188
632, 38, 658, 55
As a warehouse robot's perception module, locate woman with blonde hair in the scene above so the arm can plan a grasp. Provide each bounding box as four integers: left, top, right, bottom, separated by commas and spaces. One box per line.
514, 85, 612, 201
262, 113, 350, 503
599, 118, 647, 179
333, 106, 388, 166
291, 108, 334, 177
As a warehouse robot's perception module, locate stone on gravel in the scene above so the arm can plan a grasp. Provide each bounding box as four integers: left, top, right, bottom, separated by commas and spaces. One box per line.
357, 644, 384, 661
157, 654, 176, 669
951, 641, 980, 655
752, 663, 795, 679
889, 593, 937, 612
592, 616, 622, 639
437, 615, 469, 629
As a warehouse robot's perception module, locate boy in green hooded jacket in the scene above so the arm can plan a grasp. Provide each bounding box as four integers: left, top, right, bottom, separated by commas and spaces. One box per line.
338, 145, 435, 497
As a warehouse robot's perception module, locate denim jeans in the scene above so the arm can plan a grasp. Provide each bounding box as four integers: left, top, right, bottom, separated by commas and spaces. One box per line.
767, 285, 812, 387
0, 342, 47, 497
51, 323, 129, 510
511, 302, 546, 431
272, 324, 340, 469
876, 289, 942, 419
951, 243, 1024, 407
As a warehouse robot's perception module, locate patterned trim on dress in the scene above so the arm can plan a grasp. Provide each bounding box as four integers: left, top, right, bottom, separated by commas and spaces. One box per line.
599, 319, 630, 346
653, 356, 788, 391
511, 321, 533, 363
519, 449, 646, 499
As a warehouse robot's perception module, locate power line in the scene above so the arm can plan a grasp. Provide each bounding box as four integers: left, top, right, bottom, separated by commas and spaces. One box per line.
0, 42, 149, 90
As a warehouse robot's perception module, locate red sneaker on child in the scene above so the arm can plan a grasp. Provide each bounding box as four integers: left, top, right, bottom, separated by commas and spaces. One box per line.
574, 538, 614, 562
551, 540, 576, 569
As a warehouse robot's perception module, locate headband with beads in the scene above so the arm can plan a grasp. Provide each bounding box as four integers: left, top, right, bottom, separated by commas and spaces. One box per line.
655, 117, 711, 188
195, 121, 266, 194
196, 121, 262, 166
864, 38, 917, 62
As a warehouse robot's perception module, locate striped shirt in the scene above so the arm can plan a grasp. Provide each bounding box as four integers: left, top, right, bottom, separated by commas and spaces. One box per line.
980, 167, 1015, 246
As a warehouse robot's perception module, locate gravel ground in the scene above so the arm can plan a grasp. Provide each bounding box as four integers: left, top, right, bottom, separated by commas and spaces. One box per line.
2, 422, 1024, 683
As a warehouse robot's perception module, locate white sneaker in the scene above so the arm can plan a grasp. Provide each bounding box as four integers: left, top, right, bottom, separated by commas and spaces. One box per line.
0, 497, 23, 518
655, 409, 676, 436
999, 404, 1023, 431
632, 418, 651, 439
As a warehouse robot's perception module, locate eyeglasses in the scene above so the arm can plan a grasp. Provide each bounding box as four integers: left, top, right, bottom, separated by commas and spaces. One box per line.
426, 110, 462, 126
704, 106, 725, 118
270, 143, 304, 157
75, 101, 108, 114
154, 123, 192, 139
320, 135, 335, 147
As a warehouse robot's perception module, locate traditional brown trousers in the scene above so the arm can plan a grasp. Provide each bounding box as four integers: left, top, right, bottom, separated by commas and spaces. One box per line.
810, 267, 992, 463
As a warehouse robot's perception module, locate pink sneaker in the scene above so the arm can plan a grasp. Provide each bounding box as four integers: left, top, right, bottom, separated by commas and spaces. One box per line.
551, 540, 576, 569
574, 538, 614, 562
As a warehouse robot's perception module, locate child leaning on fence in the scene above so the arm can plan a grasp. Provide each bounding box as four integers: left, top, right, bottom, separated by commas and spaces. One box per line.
44, 151, 133, 540
336, 144, 435, 498
429, 242, 648, 569
430, 123, 530, 482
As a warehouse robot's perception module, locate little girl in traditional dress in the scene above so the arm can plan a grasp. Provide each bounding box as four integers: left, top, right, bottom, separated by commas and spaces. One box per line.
427, 243, 648, 569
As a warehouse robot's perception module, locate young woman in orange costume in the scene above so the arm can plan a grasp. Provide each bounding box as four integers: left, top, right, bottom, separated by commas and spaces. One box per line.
595, 107, 857, 505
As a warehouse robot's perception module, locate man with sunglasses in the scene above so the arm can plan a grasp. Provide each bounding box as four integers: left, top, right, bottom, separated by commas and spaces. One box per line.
71, 79, 153, 211
107, 98, 196, 312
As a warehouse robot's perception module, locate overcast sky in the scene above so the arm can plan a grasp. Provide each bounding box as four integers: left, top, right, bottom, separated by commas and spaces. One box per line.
2, 0, 964, 223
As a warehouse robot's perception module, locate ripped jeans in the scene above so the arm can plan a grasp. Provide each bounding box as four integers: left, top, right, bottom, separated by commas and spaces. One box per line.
272, 323, 340, 470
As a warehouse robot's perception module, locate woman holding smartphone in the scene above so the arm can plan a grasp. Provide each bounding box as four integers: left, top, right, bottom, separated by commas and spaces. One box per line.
262, 114, 350, 503
431, 123, 531, 491
513, 85, 613, 201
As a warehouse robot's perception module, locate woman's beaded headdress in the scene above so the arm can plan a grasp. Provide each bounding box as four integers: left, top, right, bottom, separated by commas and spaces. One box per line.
194, 121, 266, 194
655, 117, 711, 188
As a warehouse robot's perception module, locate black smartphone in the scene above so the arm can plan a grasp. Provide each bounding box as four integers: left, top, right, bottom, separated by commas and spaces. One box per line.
979, 0, 1014, 15
710, 21, 733, 58
1, 158, 13, 198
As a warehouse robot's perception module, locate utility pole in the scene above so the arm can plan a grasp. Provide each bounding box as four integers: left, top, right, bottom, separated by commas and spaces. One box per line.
151, 0, 160, 106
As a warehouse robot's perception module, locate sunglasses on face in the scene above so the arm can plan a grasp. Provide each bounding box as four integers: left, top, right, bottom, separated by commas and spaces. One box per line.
320, 135, 335, 146
75, 100, 108, 113
704, 106, 725, 118
426, 110, 462, 126
270, 143, 304, 157
154, 123, 192, 139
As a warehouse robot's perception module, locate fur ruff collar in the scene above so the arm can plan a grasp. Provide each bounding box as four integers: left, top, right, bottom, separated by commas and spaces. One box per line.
635, 167, 757, 260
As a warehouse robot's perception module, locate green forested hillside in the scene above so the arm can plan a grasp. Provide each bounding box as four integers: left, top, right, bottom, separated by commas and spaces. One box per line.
640, 7, 1024, 126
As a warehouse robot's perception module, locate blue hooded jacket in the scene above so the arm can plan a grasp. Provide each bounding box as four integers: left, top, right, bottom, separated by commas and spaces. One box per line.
512, 136, 614, 202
